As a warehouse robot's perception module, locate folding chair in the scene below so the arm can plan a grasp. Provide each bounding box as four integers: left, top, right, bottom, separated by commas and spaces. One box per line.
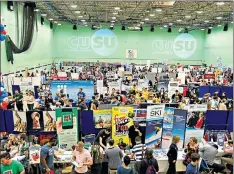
199, 159, 214, 174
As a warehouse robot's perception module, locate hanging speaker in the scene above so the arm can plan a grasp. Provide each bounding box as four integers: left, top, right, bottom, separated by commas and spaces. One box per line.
223, 24, 228, 31
41, 17, 44, 25
50, 22, 53, 29
207, 28, 211, 34
7, 1, 14, 11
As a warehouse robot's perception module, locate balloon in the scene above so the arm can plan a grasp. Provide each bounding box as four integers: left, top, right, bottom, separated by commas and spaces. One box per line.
0, 24, 4, 32
1, 30, 6, 35
0, 34, 6, 41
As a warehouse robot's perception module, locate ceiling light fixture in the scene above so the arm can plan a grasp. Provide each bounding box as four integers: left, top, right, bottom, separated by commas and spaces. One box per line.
216, 16, 222, 20
78, 16, 83, 18
34, 9, 39, 12
71, 5, 78, 8
85, 24, 88, 27
140, 21, 144, 24
58, 23, 62, 26
112, 12, 118, 15
231, 21, 233, 24
112, 17, 116, 19
208, 26, 213, 29
168, 23, 173, 26
160, 27, 163, 29
216, 2, 225, 5
111, 20, 115, 23
164, 25, 167, 28
74, 11, 81, 13
144, 18, 149, 21
185, 15, 191, 18
196, 11, 203, 14
204, 20, 209, 23
54, 21, 58, 24
49, 18, 53, 21
176, 19, 182, 22
156, 9, 162, 12
41, 13, 47, 17
110, 25, 114, 30
81, 19, 85, 22
149, 14, 155, 17
114, 7, 120, 10
218, 24, 222, 27
201, 28, 205, 30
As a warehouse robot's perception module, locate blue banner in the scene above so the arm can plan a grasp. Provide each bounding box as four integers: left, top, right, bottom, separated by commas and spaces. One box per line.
50, 80, 94, 102
162, 107, 174, 148
171, 109, 187, 148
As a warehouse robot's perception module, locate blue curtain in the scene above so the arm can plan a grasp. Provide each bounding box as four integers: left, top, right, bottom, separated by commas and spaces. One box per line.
81, 110, 99, 135
0, 110, 6, 132
227, 111, 233, 132
12, 85, 21, 95
199, 86, 209, 98
205, 110, 228, 130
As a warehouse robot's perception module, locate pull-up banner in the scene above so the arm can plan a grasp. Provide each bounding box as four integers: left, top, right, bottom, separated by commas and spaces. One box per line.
184, 104, 207, 145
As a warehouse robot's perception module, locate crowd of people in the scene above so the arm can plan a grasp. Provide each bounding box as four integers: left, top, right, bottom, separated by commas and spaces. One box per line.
0, 62, 233, 174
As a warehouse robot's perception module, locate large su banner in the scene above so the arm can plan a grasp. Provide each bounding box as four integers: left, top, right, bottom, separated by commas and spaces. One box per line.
50, 80, 94, 101
145, 105, 165, 149
56, 108, 78, 150
112, 107, 134, 146
184, 104, 207, 145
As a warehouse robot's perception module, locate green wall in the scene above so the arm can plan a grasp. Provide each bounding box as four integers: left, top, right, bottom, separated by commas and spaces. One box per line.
1, 2, 53, 73
53, 24, 206, 65
1, 1, 233, 74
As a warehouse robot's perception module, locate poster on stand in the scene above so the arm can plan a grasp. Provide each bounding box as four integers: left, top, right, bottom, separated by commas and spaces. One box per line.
29, 146, 41, 164
56, 108, 78, 150
50, 80, 94, 101
43, 111, 56, 132
112, 107, 134, 146
133, 109, 147, 126
146, 105, 165, 120
26, 111, 44, 131
93, 110, 112, 128
162, 108, 174, 148
171, 109, 187, 148
145, 119, 163, 149
13, 111, 27, 132
184, 105, 207, 145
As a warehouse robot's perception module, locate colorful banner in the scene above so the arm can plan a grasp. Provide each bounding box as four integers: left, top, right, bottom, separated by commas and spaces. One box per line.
56, 108, 78, 150
204, 74, 215, 79
93, 110, 112, 129
171, 109, 187, 148
145, 119, 163, 149
13, 111, 27, 132
50, 80, 94, 101
43, 111, 56, 132
133, 109, 147, 126
184, 104, 207, 145
112, 107, 134, 146
162, 108, 174, 148
146, 105, 165, 121
29, 146, 40, 164
26, 111, 44, 131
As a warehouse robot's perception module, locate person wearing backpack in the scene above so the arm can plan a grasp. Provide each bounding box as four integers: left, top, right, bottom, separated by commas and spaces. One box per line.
90, 144, 104, 174
139, 148, 159, 174
166, 135, 180, 174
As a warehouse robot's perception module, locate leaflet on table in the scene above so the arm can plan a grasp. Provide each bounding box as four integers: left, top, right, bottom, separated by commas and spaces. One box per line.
112, 107, 134, 146
161, 108, 174, 148
184, 105, 207, 145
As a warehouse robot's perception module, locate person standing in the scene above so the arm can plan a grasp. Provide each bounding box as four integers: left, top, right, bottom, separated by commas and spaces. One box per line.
95, 128, 111, 150
77, 88, 86, 101
72, 141, 93, 174
117, 156, 133, 174
166, 135, 180, 174
105, 139, 124, 174
0, 152, 25, 174
13, 90, 23, 111
128, 121, 143, 148
185, 153, 200, 174
26, 91, 35, 111
39, 137, 58, 174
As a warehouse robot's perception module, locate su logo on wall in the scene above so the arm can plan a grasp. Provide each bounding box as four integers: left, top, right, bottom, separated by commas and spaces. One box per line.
67, 29, 118, 56
152, 33, 197, 59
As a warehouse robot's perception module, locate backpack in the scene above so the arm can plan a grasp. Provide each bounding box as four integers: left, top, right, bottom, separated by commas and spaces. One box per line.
144, 159, 157, 174
90, 145, 103, 164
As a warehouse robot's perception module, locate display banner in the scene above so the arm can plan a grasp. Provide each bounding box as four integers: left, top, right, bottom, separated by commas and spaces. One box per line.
161, 108, 174, 148
171, 109, 187, 148
50, 80, 94, 101
157, 80, 169, 92
124, 72, 133, 81
29, 146, 41, 164
26, 111, 44, 132
168, 81, 183, 99
204, 74, 215, 79
43, 111, 56, 132
145, 119, 163, 149
146, 105, 165, 121
133, 109, 147, 127
184, 104, 207, 145
93, 110, 112, 129
13, 111, 27, 132
108, 81, 121, 92
112, 107, 134, 146
56, 108, 78, 150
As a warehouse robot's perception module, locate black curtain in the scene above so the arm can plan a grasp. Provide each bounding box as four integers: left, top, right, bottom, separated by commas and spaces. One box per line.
6, 2, 36, 64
